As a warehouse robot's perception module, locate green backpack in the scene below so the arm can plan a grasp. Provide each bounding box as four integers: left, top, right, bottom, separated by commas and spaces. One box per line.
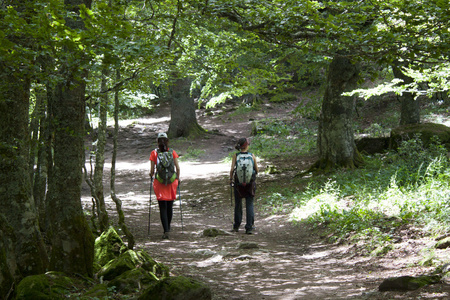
155, 149, 177, 185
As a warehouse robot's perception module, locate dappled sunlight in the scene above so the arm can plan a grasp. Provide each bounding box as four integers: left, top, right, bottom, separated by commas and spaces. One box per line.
80, 107, 450, 299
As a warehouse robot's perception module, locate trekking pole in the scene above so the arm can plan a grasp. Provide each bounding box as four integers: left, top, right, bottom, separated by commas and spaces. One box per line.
178, 182, 184, 233
148, 176, 153, 236
230, 182, 234, 206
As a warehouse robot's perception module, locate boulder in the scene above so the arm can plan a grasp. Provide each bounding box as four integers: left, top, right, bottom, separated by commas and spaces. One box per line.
84, 283, 109, 298
15, 271, 80, 300
94, 226, 128, 268
202, 228, 230, 237
379, 275, 441, 291
107, 268, 158, 294
98, 249, 169, 281
355, 137, 390, 155
138, 276, 212, 300
390, 123, 450, 150
238, 242, 259, 250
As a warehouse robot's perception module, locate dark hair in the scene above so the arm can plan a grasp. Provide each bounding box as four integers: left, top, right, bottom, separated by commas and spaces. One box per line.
158, 138, 169, 152
235, 138, 249, 151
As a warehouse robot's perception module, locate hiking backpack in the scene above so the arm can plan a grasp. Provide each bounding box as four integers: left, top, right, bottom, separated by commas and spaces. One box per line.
235, 152, 255, 186
155, 149, 177, 185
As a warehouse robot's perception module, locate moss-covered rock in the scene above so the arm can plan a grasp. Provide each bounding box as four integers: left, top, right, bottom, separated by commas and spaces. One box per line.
355, 137, 390, 155
202, 228, 230, 237
390, 123, 450, 150
107, 268, 158, 294
98, 249, 169, 281
379, 274, 441, 291
83, 283, 109, 298
15, 272, 79, 300
138, 276, 212, 300
94, 226, 128, 268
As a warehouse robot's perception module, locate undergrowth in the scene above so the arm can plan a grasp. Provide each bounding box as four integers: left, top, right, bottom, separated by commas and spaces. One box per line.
259, 135, 450, 255
250, 113, 317, 158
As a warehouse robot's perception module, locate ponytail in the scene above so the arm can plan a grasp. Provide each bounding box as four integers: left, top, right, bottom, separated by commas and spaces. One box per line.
158, 138, 169, 152
235, 138, 249, 151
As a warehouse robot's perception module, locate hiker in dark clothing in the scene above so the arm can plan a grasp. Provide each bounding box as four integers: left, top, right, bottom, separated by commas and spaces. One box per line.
229, 138, 259, 234
149, 132, 180, 239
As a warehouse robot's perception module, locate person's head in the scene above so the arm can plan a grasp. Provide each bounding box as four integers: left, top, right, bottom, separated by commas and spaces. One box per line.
235, 137, 250, 151
157, 132, 169, 152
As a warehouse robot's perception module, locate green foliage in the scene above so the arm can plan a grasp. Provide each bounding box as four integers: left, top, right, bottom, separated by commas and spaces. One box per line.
389, 135, 448, 186
269, 93, 297, 103
251, 116, 317, 159
294, 99, 322, 121
275, 136, 450, 254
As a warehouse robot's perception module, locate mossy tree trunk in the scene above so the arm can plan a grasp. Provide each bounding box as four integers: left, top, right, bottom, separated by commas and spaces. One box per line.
31, 86, 50, 231
0, 0, 48, 285
316, 54, 363, 171
93, 68, 110, 233
45, 0, 94, 276
392, 60, 420, 125
168, 77, 205, 138
34, 101, 51, 231
0, 214, 19, 298
111, 69, 135, 249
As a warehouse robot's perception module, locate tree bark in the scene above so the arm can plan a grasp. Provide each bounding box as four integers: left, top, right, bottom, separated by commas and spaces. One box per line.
31, 86, 49, 230
111, 69, 135, 249
0, 1, 48, 286
0, 70, 49, 279
45, 0, 94, 276
93, 68, 110, 232
168, 77, 205, 138
316, 54, 363, 171
0, 214, 19, 298
392, 61, 420, 125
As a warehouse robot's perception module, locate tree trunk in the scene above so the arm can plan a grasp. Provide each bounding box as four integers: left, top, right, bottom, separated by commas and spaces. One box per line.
316, 54, 363, 171
392, 61, 420, 125
168, 77, 205, 138
93, 68, 110, 232
45, 0, 94, 276
0, 214, 19, 298
0, 1, 48, 285
46, 75, 94, 276
0, 71, 49, 279
111, 69, 135, 249
32, 86, 49, 230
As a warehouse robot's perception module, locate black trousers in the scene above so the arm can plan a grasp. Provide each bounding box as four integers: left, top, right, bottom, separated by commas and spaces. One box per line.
158, 200, 174, 233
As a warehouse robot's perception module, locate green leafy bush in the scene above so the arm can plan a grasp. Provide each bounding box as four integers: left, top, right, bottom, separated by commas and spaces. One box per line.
283, 136, 450, 254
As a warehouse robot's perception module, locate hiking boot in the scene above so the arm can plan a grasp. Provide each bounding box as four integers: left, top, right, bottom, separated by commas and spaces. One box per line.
162, 232, 170, 239
245, 229, 253, 235
231, 227, 239, 232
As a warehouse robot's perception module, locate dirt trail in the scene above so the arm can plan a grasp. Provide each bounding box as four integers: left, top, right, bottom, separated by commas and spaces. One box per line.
82, 101, 450, 299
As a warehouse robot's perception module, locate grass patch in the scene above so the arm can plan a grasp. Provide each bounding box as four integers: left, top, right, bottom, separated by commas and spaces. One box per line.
178, 146, 206, 162
251, 114, 317, 158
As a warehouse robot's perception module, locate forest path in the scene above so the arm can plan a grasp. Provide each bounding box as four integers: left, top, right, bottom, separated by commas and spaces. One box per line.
82, 100, 447, 299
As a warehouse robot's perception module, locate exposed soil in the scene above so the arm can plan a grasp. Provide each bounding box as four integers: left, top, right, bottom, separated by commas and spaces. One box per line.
82, 99, 450, 299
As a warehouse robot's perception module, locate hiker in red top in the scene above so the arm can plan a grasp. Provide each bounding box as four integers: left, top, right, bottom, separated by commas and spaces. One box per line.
149, 132, 180, 239
229, 138, 259, 234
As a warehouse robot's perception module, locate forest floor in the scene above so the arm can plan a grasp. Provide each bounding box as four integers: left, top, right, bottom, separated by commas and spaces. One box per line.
82, 99, 450, 299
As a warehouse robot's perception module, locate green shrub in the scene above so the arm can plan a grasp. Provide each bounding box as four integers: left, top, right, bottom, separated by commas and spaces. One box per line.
269, 93, 297, 103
